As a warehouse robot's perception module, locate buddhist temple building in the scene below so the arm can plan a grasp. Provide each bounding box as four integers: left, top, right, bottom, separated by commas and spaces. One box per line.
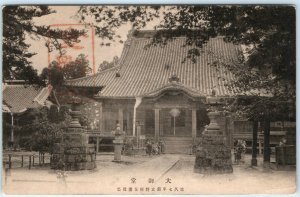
65, 30, 293, 154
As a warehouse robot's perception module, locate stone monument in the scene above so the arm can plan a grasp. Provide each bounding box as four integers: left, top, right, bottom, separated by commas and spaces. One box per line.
51, 97, 96, 171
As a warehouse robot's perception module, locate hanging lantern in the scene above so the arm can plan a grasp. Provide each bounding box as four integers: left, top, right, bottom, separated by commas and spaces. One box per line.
169, 108, 180, 117
169, 109, 180, 136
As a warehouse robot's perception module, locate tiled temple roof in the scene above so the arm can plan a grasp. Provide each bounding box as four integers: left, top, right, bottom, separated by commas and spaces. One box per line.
66, 31, 241, 98
3, 84, 52, 113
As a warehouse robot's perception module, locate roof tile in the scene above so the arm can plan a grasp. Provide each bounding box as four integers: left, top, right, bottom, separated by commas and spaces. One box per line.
66, 35, 241, 98
3, 85, 52, 113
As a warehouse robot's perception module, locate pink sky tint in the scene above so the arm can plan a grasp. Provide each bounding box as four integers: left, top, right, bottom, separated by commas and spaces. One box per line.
26, 6, 164, 74
27, 6, 130, 73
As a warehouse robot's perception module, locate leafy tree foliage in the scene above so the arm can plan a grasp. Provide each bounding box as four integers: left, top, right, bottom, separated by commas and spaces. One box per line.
78, 6, 160, 43
3, 6, 85, 84
63, 54, 92, 79
5, 106, 71, 154
40, 61, 64, 88
40, 54, 91, 88
98, 56, 119, 72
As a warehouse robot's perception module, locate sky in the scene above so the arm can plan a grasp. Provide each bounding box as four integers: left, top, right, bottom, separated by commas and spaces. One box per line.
27, 6, 132, 73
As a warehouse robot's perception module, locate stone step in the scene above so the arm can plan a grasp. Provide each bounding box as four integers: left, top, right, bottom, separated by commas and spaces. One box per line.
164, 140, 193, 144
160, 137, 194, 154
164, 143, 193, 154
161, 137, 193, 141
164, 145, 192, 154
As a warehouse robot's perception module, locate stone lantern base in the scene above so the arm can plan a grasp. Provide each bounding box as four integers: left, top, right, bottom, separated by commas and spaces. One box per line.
194, 111, 233, 174
51, 127, 96, 171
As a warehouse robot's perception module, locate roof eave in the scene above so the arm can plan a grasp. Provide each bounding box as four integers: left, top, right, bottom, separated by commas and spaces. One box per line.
94, 95, 136, 100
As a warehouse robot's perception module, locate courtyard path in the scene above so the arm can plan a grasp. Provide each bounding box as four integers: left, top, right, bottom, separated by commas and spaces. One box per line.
2, 154, 181, 194
2, 154, 296, 195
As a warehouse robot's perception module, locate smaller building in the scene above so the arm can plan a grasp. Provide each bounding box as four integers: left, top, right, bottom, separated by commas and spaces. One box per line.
2, 80, 53, 148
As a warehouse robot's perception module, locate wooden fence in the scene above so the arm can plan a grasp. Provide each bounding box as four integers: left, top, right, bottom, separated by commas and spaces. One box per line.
3, 152, 50, 170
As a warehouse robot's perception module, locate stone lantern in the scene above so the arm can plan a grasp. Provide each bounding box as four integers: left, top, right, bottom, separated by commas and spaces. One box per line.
194, 96, 233, 174
51, 96, 96, 171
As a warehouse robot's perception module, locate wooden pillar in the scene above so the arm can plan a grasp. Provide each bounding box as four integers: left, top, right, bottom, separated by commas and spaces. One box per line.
155, 109, 160, 140
96, 137, 99, 153
225, 116, 232, 147
8, 155, 12, 169
192, 109, 197, 139
263, 115, 271, 167
10, 113, 14, 146
118, 108, 123, 131
251, 121, 258, 166
126, 109, 130, 135
258, 139, 262, 155
29, 156, 31, 170
99, 102, 104, 132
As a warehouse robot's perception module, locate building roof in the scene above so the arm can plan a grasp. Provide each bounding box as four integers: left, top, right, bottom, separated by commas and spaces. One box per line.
66, 31, 241, 98
2, 84, 53, 113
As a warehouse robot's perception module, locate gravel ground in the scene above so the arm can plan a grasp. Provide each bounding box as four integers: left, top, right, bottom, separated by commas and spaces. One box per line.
2, 153, 296, 195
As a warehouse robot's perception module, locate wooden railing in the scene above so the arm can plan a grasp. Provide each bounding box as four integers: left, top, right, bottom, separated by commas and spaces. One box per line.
3, 152, 50, 170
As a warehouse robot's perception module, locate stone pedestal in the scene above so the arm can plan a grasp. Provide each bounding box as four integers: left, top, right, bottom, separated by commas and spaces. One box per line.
113, 123, 124, 162
113, 137, 123, 162
194, 111, 233, 174
51, 97, 96, 171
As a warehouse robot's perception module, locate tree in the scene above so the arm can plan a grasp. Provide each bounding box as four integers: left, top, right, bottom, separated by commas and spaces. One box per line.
41, 61, 64, 88
15, 106, 71, 154
63, 54, 91, 79
78, 5, 296, 166
41, 53, 91, 88
3, 6, 85, 84
98, 56, 119, 72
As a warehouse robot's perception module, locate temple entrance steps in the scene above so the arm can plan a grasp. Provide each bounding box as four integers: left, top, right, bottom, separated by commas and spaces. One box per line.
161, 137, 193, 154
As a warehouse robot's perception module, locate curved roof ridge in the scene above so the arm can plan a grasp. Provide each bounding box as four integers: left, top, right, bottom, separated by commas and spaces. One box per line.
142, 81, 207, 98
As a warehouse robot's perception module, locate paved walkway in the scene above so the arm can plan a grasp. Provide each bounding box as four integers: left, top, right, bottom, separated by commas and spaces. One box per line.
2, 154, 296, 195
3, 154, 180, 194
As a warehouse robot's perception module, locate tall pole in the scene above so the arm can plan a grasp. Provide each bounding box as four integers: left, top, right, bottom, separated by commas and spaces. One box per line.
263, 114, 271, 168
251, 120, 258, 166
173, 116, 176, 136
